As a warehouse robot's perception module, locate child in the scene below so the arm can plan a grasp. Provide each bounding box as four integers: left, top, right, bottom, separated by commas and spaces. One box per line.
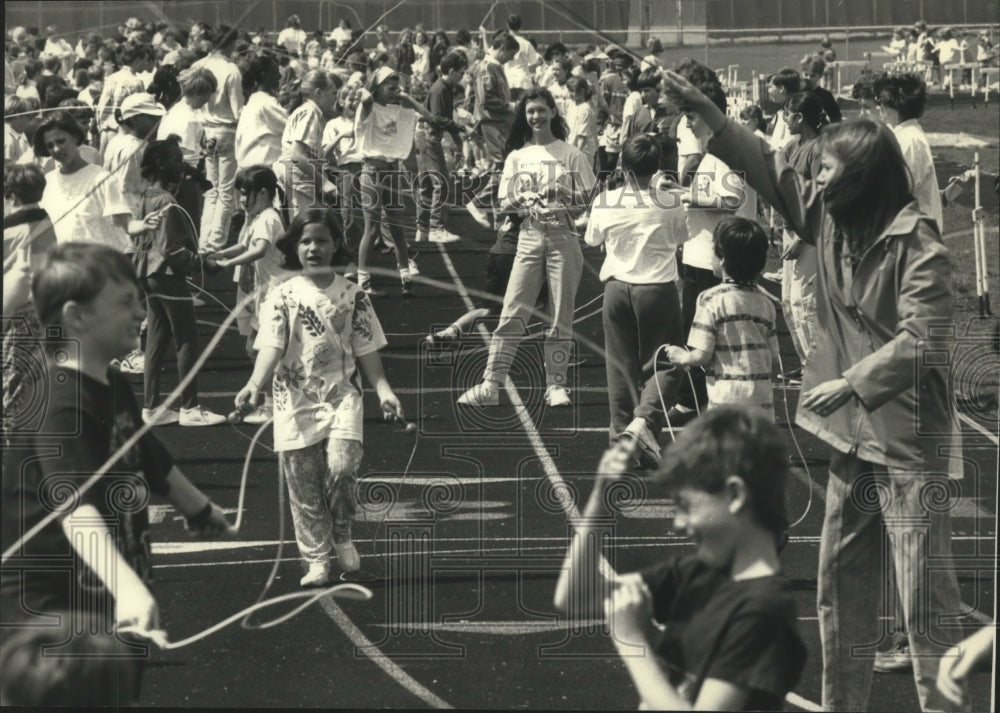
236, 55, 287, 171
457, 88, 596, 408
660, 217, 779, 419
211, 166, 288, 397
4, 95, 32, 163
132, 138, 226, 427
662, 67, 970, 713
274, 69, 338, 221
323, 86, 365, 254
0, 243, 233, 682
233, 209, 404, 586
553, 407, 806, 710
354, 67, 436, 297
156, 66, 217, 229
95, 42, 153, 159
584, 134, 688, 466
565, 77, 598, 167
2, 164, 56, 438
415, 51, 468, 244
766, 68, 802, 150
104, 92, 166, 218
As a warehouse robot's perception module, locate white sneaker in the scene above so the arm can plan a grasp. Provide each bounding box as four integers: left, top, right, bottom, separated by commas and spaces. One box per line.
300, 561, 331, 587
141, 407, 179, 426
457, 381, 499, 407
334, 541, 361, 572
191, 294, 206, 307
622, 416, 661, 468
118, 349, 145, 374
464, 201, 491, 229
243, 404, 273, 425
414, 230, 429, 242
179, 405, 227, 426
544, 385, 572, 407
408, 257, 420, 276
429, 228, 461, 243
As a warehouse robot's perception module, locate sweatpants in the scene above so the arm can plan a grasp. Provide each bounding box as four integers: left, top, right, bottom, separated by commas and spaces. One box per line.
141, 272, 198, 411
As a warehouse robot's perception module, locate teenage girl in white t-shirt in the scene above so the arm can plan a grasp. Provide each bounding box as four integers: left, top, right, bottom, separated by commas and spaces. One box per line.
457, 88, 596, 408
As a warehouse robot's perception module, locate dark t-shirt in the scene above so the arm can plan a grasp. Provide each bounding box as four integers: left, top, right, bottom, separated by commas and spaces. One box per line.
1, 365, 173, 619
640, 554, 806, 711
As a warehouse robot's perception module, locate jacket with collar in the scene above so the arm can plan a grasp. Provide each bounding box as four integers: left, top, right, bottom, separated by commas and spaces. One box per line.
709, 119, 961, 476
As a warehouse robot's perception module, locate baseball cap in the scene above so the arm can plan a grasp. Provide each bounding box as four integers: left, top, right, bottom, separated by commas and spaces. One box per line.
119, 92, 166, 120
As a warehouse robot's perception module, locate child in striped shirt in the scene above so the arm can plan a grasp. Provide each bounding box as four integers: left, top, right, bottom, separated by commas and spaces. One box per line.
661, 217, 779, 419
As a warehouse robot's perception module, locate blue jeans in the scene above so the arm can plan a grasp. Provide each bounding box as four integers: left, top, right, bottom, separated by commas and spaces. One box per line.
483, 226, 582, 387
414, 132, 449, 232
818, 452, 969, 712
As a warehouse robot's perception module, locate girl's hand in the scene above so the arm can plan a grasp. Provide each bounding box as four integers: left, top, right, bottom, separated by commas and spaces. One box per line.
801, 377, 854, 416
664, 345, 688, 365
235, 383, 263, 411
380, 391, 405, 423
605, 579, 654, 647
140, 209, 164, 232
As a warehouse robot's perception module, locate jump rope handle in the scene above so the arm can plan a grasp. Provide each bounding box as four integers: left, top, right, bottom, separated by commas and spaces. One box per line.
383, 404, 418, 435
228, 391, 264, 424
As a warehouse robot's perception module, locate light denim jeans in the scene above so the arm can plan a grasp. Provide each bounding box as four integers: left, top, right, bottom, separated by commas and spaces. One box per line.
483, 225, 583, 388
818, 452, 970, 712
200, 126, 238, 252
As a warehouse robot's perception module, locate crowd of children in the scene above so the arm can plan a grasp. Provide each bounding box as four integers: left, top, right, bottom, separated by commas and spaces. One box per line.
2, 12, 994, 711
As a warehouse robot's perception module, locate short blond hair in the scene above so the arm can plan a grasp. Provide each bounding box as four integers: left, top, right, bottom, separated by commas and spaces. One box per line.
178, 66, 217, 97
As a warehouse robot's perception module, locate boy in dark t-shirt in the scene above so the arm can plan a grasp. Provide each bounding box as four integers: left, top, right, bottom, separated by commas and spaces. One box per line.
1, 243, 233, 659
554, 406, 805, 710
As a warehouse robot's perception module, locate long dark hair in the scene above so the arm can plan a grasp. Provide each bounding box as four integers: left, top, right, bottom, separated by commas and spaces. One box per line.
504, 88, 567, 154
821, 119, 914, 254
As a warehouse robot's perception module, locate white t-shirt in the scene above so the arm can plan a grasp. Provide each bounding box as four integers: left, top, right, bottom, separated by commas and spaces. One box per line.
323, 116, 362, 165
157, 100, 205, 167
769, 112, 794, 151
549, 81, 572, 120
354, 101, 418, 162
585, 184, 689, 283
234, 206, 289, 330
504, 33, 540, 91
682, 154, 752, 270
499, 139, 596, 234
236, 91, 289, 169
4, 123, 29, 163
277, 27, 308, 55
566, 102, 597, 161
329, 26, 353, 47
676, 119, 704, 175
894, 119, 943, 231
275, 99, 325, 186
103, 133, 146, 214
937, 38, 961, 65
17, 144, 101, 173
40, 163, 132, 251
254, 274, 388, 450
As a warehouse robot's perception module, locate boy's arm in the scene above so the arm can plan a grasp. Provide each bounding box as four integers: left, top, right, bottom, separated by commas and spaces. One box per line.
553, 444, 634, 618
62, 505, 158, 629
164, 467, 235, 537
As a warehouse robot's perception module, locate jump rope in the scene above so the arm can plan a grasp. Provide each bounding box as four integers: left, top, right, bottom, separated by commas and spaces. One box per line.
7, 0, 816, 651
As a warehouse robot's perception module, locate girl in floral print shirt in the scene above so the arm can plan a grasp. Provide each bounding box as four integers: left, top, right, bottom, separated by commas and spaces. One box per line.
234, 208, 405, 587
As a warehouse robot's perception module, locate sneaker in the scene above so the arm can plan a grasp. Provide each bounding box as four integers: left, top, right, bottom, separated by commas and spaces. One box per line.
457, 381, 499, 407
873, 641, 912, 673
141, 407, 179, 426
665, 406, 698, 428
334, 541, 361, 573
360, 279, 386, 298
179, 405, 227, 427
300, 561, 331, 588
777, 367, 802, 386
408, 252, 420, 276
191, 294, 206, 307
622, 417, 661, 468
401, 277, 414, 297
243, 404, 273, 425
118, 349, 145, 374
414, 230, 429, 243
429, 228, 461, 243
544, 385, 572, 407
465, 201, 492, 229
761, 271, 783, 283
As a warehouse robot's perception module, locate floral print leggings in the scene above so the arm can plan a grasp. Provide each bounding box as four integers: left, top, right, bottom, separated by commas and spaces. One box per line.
280, 438, 362, 565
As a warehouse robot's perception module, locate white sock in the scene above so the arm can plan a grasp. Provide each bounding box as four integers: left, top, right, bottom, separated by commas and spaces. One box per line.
399, 267, 410, 280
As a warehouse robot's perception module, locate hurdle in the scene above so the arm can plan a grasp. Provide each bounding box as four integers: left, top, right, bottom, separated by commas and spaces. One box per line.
830, 59, 870, 97
943, 63, 981, 108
